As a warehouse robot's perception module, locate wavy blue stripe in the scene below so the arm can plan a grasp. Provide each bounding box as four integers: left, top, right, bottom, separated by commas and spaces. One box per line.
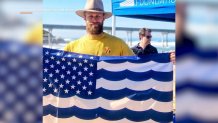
177, 82, 218, 94
100, 53, 170, 63
43, 105, 173, 122
97, 69, 173, 82
177, 48, 218, 60
43, 88, 172, 102
193, 49, 218, 59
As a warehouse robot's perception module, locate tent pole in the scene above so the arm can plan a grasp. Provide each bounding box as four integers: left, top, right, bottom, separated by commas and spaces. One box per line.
112, 15, 116, 36
166, 32, 168, 47
161, 32, 164, 53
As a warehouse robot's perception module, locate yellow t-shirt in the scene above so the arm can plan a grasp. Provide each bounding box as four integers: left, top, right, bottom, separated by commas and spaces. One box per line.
25, 22, 43, 45
64, 32, 134, 56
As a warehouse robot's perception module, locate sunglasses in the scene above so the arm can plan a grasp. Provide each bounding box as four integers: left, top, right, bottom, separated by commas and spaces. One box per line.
146, 36, 152, 39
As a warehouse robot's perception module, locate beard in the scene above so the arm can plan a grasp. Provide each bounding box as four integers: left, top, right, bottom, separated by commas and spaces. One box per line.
86, 22, 103, 35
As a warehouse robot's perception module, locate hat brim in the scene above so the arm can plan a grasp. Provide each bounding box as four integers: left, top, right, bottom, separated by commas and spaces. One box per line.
76, 10, 112, 19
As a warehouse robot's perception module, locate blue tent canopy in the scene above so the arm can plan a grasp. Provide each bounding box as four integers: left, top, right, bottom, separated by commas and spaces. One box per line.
112, 0, 175, 22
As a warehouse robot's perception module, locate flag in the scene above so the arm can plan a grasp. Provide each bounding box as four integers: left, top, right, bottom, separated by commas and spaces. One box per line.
176, 50, 218, 123
0, 41, 42, 123
43, 48, 173, 123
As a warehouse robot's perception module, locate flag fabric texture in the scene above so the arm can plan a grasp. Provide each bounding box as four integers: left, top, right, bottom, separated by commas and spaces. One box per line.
43, 48, 173, 123
0, 41, 42, 123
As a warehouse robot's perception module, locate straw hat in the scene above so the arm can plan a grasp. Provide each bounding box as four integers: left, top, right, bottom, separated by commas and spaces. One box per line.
76, 0, 112, 19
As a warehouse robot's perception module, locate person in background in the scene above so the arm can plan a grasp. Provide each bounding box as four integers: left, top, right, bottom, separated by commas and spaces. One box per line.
131, 28, 158, 56
132, 27, 175, 64
176, 2, 196, 57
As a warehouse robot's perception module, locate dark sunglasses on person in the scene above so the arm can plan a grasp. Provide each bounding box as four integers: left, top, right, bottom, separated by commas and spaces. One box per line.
146, 35, 152, 39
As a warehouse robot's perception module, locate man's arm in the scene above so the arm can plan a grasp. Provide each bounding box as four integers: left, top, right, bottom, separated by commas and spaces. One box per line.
131, 46, 144, 56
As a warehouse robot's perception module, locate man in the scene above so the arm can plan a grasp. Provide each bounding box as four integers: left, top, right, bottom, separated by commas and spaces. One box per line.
64, 0, 175, 63
64, 0, 134, 56
176, 2, 196, 57
131, 28, 158, 56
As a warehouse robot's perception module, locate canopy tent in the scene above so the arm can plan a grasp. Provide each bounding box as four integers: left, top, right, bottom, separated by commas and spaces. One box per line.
111, 0, 176, 22
111, 0, 176, 48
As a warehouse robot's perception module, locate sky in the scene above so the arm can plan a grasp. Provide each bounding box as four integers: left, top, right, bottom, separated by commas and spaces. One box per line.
43, 0, 175, 41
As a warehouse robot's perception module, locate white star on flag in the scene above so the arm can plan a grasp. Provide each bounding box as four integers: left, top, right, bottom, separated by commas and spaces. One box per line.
72, 75, 76, 80
50, 56, 54, 60
65, 80, 70, 84
89, 63, 93, 67
50, 64, 54, 68
43, 78, 48, 82
61, 58, 65, 61
89, 72, 93, 76
45, 51, 49, 55
54, 88, 58, 93
45, 59, 49, 63
79, 55, 83, 58
71, 85, 75, 89
78, 63, 83, 66
60, 74, 65, 79
48, 83, 53, 87
77, 80, 81, 85
73, 66, 77, 71
55, 69, 60, 73
83, 59, 88, 63
56, 52, 61, 56
66, 70, 71, 74
84, 67, 88, 71
83, 76, 88, 81
43, 88, 46, 92
72, 58, 76, 62
88, 81, 93, 85
67, 62, 71, 66
88, 90, 92, 95
76, 90, 81, 94
78, 71, 82, 76
64, 89, 69, 93
82, 85, 87, 90
61, 65, 66, 69
56, 61, 60, 65
59, 84, 64, 88
54, 78, 59, 83
49, 73, 53, 77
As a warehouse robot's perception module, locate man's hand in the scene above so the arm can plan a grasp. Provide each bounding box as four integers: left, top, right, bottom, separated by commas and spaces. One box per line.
169, 51, 176, 64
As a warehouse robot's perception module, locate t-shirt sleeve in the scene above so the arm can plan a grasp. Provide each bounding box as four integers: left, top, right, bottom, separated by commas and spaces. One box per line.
121, 41, 135, 56
64, 41, 75, 52
64, 43, 70, 52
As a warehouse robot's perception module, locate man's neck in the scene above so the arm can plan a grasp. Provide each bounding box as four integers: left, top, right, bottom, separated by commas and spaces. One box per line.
139, 41, 150, 49
86, 32, 105, 39
87, 31, 103, 36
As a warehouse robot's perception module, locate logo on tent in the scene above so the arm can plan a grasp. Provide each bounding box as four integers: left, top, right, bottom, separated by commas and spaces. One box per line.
120, 0, 135, 7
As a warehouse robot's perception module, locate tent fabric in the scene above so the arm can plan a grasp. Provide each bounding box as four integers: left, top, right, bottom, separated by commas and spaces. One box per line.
112, 0, 175, 22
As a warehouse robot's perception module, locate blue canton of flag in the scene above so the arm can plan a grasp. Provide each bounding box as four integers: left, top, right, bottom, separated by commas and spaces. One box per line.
0, 41, 42, 123
43, 48, 98, 97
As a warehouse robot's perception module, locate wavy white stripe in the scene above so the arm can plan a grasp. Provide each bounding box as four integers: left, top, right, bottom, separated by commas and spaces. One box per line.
97, 61, 173, 72
177, 56, 218, 83
43, 95, 172, 112
96, 78, 173, 91
177, 90, 218, 120
43, 115, 158, 123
